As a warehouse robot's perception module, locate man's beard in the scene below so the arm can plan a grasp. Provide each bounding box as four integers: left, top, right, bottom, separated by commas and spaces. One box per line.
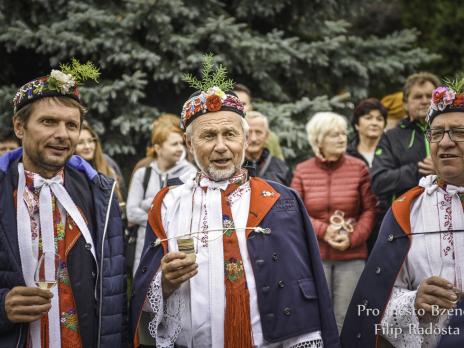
29, 141, 72, 173
193, 147, 246, 182
206, 166, 237, 181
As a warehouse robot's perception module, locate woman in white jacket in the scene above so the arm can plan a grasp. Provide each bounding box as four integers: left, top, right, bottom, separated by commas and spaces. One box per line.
126, 116, 195, 276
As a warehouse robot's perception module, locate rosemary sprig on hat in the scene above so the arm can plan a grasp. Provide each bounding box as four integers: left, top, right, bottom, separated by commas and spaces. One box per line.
182, 53, 234, 92
443, 74, 464, 94
48, 58, 100, 94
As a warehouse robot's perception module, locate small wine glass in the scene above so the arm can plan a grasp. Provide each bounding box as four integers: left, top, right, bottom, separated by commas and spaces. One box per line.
34, 252, 61, 290
438, 258, 462, 304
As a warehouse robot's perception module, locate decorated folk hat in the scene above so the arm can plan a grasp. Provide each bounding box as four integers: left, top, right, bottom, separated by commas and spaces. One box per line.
427, 77, 464, 125
13, 58, 100, 113
180, 54, 245, 130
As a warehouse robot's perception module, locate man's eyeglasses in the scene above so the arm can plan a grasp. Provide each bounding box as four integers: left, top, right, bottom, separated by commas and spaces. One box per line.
425, 128, 464, 143
77, 138, 96, 146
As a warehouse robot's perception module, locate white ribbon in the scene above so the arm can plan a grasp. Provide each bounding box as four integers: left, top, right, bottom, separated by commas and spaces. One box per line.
419, 175, 440, 195
161, 170, 198, 347
16, 163, 96, 348
419, 175, 464, 288
199, 176, 227, 348
163, 173, 226, 347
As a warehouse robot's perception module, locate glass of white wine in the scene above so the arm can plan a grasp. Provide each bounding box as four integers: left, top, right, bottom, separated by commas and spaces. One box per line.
34, 252, 61, 290
439, 259, 462, 305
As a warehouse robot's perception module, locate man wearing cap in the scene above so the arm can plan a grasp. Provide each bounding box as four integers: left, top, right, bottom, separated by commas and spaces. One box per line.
341, 80, 464, 347
0, 62, 127, 347
130, 59, 339, 347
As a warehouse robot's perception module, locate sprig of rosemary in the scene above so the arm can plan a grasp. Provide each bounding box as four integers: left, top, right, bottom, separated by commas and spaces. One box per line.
60, 58, 100, 83
443, 74, 464, 94
182, 53, 234, 92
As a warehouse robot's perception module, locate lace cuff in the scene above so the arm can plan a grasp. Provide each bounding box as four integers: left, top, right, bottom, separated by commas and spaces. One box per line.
285, 330, 323, 348
288, 339, 323, 348
145, 271, 184, 348
379, 287, 422, 347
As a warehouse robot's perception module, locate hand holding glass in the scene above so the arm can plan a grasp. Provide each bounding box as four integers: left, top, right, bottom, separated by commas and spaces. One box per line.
34, 252, 60, 290
438, 260, 462, 304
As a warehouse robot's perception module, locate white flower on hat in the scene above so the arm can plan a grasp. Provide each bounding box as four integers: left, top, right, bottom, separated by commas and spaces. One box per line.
207, 86, 227, 100
50, 69, 76, 93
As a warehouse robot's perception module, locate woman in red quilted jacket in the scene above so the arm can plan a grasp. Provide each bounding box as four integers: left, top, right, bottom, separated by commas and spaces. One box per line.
291, 111, 377, 332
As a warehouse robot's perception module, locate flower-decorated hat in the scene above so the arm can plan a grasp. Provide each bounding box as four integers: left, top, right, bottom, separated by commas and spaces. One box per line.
13, 58, 100, 113
180, 54, 245, 129
427, 76, 464, 125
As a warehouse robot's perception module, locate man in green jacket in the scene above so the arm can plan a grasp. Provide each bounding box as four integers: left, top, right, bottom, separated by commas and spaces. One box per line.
371, 72, 440, 210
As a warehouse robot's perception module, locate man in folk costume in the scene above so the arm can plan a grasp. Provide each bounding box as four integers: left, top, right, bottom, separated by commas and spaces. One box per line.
0, 60, 127, 347
130, 56, 340, 348
341, 78, 464, 347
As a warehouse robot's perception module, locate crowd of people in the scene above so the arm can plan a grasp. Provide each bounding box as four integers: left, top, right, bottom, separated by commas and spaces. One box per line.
1, 56, 464, 348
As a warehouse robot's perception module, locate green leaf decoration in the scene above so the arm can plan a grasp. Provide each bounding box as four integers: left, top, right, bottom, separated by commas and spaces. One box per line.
60, 58, 101, 83
182, 53, 234, 92
443, 74, 464, 94
47, 78, 60, 92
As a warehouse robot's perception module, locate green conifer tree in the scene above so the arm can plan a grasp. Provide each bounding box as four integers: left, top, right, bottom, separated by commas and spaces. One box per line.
0, 0, 436, 168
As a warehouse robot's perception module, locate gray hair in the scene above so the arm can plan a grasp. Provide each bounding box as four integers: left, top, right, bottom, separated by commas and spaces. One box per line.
245, 110, 269, 131
306, 112, 347, 155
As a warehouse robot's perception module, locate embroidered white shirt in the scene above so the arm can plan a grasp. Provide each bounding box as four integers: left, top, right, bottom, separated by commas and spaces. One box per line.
144, 172, 323, 348
380, 176, 464, 347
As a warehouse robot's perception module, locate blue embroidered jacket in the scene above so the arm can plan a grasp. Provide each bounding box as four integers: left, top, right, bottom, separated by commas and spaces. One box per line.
0, 149, 127, 348
130, 177, 340, 347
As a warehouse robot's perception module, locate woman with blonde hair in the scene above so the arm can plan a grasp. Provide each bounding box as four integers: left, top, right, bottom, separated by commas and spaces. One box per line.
291, 111, 377, 332
75, 121, 125, 203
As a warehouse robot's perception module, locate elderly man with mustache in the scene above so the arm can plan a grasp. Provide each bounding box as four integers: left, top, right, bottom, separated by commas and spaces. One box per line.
130, 59, 340, 348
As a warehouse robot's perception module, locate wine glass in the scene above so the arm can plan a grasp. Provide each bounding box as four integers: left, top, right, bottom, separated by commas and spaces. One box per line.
438, 258, 462, 304
34, 252, 61, 290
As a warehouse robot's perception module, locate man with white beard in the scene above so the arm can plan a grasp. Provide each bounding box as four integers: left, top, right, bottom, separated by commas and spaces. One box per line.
130, 57, 339, 348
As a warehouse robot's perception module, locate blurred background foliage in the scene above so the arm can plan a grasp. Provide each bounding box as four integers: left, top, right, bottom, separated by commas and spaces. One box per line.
1, 0, 459, 171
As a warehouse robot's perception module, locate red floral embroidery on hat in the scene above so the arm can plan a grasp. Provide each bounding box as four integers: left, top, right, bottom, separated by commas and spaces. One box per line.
454, 95, 464, 107
206, 94, 222, 111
